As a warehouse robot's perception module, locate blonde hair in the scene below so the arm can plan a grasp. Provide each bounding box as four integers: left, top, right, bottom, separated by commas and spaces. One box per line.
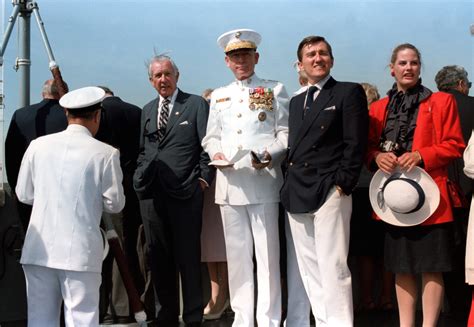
360, 82, 380, 106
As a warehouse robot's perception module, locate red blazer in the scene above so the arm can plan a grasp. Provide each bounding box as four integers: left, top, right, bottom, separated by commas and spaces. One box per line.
367, 92, 465, 225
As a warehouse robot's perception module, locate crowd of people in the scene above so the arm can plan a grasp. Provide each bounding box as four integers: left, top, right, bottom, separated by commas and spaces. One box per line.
4, 28, 474, 327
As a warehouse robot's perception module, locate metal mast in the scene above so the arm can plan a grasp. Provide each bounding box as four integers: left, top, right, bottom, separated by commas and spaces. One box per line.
0, 0, 5, 205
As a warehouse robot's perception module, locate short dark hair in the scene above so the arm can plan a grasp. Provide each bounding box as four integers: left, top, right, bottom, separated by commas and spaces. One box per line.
97, 85, 114, 96
67, 104, 101, 119
297, 36, 333, 61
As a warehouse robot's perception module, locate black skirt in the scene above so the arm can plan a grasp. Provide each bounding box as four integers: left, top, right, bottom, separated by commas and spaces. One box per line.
384, 222, 455, 273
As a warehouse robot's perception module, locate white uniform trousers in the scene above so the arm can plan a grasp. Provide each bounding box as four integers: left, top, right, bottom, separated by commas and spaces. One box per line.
220, 203, 281, 327
284, 214, 311, 327
287, 187, 353, 327
23, 264, 101, 327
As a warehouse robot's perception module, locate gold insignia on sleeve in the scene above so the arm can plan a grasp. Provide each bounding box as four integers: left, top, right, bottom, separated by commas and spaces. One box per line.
248, 87, 273, 111
216, 97, 231, 103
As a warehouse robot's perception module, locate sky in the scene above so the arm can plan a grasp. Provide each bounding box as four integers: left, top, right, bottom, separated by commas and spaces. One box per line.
0, 0, 473, 171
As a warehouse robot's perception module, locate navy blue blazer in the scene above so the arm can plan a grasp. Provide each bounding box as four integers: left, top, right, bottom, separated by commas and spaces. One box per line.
5, 99, 67, 190
95, 96, 142, 175
280, 77, 368, 213
133, 89, 214, 200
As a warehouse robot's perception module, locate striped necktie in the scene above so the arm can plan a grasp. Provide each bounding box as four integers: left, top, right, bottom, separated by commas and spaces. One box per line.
158, 98, 170, 141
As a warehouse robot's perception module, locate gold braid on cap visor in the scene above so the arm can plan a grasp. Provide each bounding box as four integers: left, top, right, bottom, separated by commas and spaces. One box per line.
225, 41, 257, 53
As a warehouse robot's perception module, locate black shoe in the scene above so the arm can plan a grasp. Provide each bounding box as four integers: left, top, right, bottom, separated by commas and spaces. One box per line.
153, 319, 179, 327
185, 322, 202, 327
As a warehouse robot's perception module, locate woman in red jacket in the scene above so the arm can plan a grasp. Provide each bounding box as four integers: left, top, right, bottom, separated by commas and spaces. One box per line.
366, 43, 465, 326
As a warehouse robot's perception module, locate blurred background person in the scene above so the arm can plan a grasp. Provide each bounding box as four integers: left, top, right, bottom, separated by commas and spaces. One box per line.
350, 83, 394, 313
293, 60, 308, 96
200, 88, 229, 320
435, 65, 474, 323
5, 79, 68, 229
366, 43, 465, 326
463, 131, 474, 326
95, 86, 143, 324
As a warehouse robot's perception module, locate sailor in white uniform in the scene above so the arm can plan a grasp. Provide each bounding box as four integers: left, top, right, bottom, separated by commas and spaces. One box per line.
202, 28, 289, 327
16, 86, 125, 327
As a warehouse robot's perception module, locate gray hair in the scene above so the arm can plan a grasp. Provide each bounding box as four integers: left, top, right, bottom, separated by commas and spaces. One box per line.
147, 54, 179, 79
435, 65, 469, 92
42, 79, 59, 98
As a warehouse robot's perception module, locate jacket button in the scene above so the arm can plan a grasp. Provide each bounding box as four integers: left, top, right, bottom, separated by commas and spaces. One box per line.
237, 113, 242, 118
289, 162, 293, 166
238, 145, 243, 150
320, 125, 325, 130
304, 162, 308, 167
239, 99, 243, 103
312, 145, 316, 149
237, 129, 242, 134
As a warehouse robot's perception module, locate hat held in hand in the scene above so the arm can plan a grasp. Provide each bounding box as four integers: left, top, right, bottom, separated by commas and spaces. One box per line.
369, 167, 440, 227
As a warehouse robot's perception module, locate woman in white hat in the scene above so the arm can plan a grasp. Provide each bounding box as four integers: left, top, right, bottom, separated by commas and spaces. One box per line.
464, 132, 474, 325
366, 43, 465, 326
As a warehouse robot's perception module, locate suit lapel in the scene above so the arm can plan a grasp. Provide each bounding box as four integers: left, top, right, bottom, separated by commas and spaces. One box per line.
289, 95, 305, 150
147, 98, 159, 132
162, 89, 187, 140
289, 77, 336, 159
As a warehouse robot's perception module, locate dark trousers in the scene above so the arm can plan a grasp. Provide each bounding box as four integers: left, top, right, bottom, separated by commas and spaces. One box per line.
140, 185, 203, 325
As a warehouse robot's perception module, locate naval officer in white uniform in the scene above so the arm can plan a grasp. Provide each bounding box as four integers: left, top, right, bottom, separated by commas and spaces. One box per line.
202, 28, 289, 327
16, 86, 125, 327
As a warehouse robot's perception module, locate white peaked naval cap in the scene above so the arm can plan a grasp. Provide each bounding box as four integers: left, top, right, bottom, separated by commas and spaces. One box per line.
217, 28, 261, 53
59, 86, 105, 109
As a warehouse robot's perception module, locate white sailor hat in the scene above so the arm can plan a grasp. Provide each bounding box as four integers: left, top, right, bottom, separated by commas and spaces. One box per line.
59, 86, 105, 109
369, 167, 440, 227
217, 28, 261, 53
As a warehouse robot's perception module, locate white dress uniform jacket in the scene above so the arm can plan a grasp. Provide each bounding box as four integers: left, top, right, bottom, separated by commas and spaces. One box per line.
17, 124, 125, 273
202, 74, 289, 205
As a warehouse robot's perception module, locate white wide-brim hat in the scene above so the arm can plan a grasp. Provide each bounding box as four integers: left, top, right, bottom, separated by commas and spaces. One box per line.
369, 167, 440, 227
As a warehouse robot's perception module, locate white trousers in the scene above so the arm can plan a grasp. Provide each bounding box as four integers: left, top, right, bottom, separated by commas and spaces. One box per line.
284, 214, 311, 327
23, 264, 101, 327
287, 187, 353, 327
220, 203, 281, 327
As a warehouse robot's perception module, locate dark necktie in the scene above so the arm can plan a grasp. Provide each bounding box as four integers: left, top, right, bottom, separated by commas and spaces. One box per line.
158, 98, 170, 141
304, 85, 318, 116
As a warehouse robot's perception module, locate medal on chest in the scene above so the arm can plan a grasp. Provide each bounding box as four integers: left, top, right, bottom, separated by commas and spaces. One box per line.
249, 87, 273, 111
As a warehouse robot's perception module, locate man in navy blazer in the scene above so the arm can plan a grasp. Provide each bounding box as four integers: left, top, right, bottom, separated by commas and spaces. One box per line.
5, 79, 68, 228
133, 55, 214, 327
280, 36, 368, 326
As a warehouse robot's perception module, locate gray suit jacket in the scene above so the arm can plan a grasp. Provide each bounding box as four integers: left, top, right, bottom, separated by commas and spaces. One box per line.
133, 89, 214, 200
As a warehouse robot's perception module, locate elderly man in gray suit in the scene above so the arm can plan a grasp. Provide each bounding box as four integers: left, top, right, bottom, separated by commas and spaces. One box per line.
133, 54, 214, 327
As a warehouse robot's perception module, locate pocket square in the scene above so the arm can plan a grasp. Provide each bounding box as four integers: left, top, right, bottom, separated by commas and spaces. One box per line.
179, 121, 189, 125
323, 105, 336, 111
